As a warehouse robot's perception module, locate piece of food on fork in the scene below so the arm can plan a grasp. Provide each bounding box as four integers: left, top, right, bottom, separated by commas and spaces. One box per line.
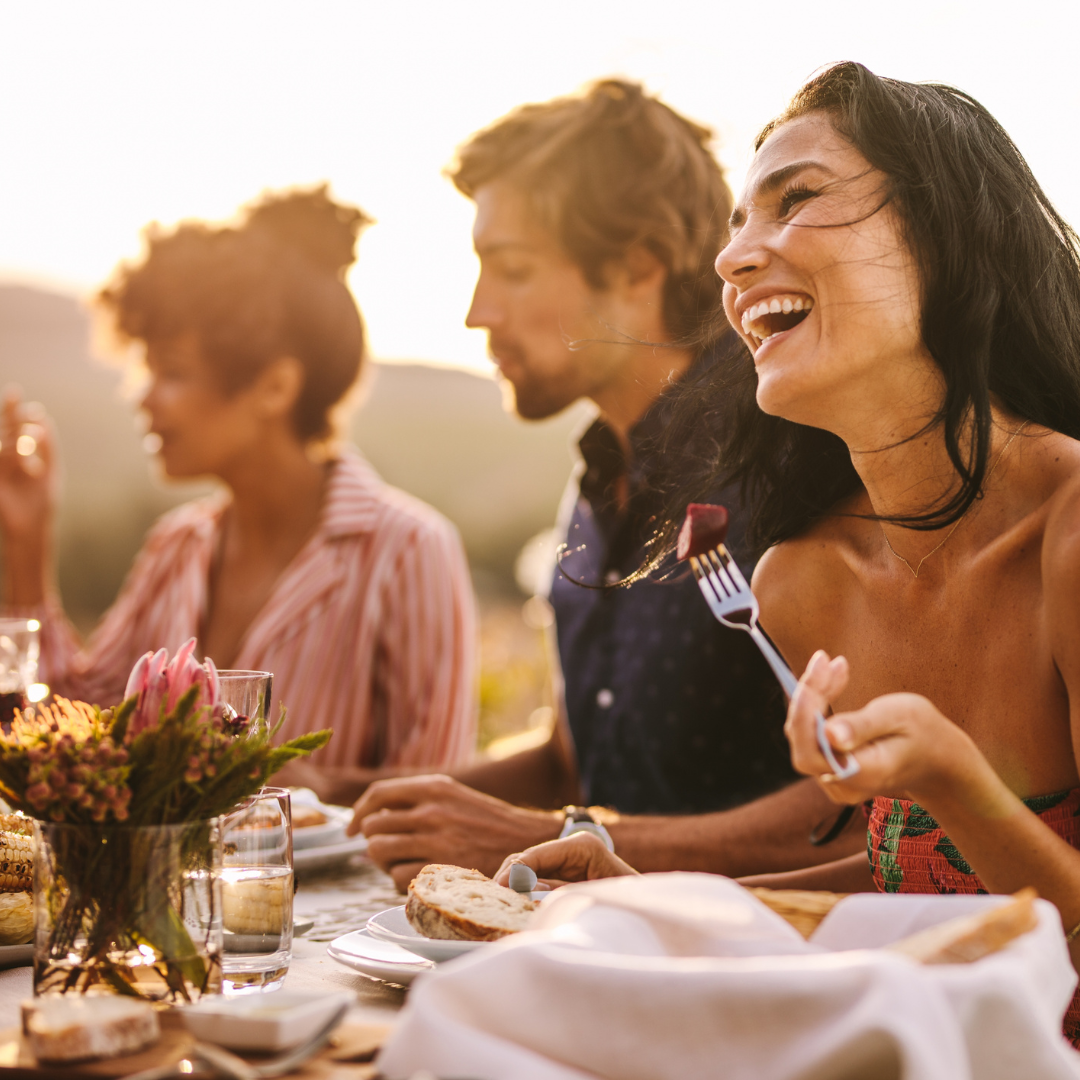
676, 503, 730, 561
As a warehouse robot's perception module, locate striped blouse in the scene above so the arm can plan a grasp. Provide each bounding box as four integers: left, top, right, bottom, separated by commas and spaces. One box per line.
23, 451, 477, 769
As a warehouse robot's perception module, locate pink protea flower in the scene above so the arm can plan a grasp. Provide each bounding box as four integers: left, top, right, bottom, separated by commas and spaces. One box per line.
125, 639, 220, 738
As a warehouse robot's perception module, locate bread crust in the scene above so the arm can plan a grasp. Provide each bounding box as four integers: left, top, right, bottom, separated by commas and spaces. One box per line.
888, 888, 1038, 964
406, 864, 536, 942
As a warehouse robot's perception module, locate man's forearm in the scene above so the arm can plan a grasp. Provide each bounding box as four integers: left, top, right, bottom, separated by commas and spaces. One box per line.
285, 733, 578, 811
450, 739, 579, 809
606, 779, 866, 877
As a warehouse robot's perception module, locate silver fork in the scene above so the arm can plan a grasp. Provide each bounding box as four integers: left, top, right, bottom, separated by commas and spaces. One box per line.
688, 546, 859, 779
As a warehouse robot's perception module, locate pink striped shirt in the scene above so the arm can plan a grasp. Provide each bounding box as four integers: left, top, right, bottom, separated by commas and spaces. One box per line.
25, 451, 477, 768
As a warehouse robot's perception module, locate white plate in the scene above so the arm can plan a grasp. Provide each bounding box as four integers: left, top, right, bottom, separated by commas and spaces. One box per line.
293, 834, 369, 872
182, 989, 354, 1051
291, 802, 354, 851
0, 943, 32, 970
365, 897, 548, 963
327, 928, 433, 986
366, 906, 485, 963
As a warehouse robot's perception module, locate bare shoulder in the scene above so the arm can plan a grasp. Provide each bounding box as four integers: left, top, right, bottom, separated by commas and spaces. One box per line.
752, 498, 865, 668
1040, 432, 1080, 585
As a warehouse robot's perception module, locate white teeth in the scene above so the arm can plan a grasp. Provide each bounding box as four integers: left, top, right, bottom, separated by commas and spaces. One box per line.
739, 295, 814, 346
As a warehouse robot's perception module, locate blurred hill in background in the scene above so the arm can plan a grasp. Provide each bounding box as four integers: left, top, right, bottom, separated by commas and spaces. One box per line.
0, 284, 587, 745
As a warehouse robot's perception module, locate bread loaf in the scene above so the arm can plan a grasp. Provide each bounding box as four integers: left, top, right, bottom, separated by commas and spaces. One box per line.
25, 996, 160, 1063
887, 887, 1038, 964
406, 864, 537, 941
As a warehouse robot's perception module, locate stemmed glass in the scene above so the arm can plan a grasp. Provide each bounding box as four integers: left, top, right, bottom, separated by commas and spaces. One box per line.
215, 670, 273, 737
0, 618, 42, 729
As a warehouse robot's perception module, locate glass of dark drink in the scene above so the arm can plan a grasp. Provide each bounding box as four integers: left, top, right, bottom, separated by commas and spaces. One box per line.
215, 670, 273, 737
0, 618, 42, 729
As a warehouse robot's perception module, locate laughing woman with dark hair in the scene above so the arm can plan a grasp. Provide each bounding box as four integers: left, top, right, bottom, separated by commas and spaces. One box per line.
493, 63, 1080, 1042
0, 187, 477, 792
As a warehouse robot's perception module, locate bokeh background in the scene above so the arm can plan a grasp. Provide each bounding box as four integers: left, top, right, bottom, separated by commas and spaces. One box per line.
1, 0, 1075, 749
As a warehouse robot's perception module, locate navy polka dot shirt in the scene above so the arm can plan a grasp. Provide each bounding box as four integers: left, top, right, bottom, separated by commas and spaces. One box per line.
550, 355, 797, 816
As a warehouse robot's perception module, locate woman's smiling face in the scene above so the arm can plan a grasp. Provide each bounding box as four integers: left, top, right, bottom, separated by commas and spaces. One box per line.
716, 112, 932, 433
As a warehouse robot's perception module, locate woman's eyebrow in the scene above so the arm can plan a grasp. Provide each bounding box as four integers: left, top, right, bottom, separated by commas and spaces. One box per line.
729, 160, 836, 228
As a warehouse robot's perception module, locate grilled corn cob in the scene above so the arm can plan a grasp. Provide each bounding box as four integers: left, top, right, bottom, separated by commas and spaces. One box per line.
0, 817, 33, 893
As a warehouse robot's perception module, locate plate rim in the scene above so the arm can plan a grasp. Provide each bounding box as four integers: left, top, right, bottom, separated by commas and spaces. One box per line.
292, 833, 369, 868
326, 928, 433, 985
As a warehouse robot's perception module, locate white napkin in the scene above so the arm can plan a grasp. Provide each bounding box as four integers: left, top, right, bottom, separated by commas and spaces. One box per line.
376, 873, 1080, 1080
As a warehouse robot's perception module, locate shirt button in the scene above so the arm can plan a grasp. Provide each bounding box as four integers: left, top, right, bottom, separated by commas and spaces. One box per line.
596, 688, 614, 708
604, 569, 620, 585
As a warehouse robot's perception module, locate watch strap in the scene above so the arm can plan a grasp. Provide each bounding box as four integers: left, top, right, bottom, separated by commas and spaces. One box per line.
559, 805, 615, 852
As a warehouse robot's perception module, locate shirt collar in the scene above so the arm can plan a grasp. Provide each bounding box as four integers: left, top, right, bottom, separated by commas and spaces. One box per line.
577, 344, 722, 509
317, 448, 388, 539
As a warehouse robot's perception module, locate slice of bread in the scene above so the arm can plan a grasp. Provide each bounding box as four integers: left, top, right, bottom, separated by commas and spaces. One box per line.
25, 996, 160, 1063
887, 887, 1038, 964
746, 887, 848, 939
292, 805, 329, 829
406, 864, 537, 941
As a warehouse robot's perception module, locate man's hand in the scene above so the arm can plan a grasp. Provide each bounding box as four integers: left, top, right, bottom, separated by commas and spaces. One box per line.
348, 775, 563, 891
494, 832, 638, 890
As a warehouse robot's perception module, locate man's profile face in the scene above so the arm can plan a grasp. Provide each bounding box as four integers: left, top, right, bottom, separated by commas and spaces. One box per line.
466, 180, 624, 420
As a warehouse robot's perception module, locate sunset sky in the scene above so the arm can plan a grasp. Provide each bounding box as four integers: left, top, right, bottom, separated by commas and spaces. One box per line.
1, 0, 1076, 373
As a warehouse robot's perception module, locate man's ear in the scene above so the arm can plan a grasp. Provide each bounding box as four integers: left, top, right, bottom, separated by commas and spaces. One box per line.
606, 245, 668, 302
253, 356, 305, 420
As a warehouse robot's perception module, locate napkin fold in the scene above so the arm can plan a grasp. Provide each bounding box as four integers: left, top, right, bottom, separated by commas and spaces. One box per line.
377, 873, 1080, 1080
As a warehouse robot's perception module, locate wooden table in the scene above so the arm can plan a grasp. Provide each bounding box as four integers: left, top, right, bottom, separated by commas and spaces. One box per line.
0, 856, 407, 1032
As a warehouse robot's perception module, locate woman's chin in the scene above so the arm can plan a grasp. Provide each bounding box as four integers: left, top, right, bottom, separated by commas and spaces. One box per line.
754, 364, 842, 428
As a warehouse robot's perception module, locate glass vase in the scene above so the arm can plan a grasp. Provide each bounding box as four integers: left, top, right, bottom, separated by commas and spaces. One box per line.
33, 819, 223, 1004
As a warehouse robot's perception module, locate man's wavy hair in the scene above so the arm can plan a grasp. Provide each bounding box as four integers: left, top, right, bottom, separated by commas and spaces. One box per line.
448, 78, 732, 340
652, 62, 1080, 562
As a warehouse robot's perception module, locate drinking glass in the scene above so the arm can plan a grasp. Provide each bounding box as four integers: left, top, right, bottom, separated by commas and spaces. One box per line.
0, 618, 42, 728
220, 787, 293, 993
216, 670, 273, 737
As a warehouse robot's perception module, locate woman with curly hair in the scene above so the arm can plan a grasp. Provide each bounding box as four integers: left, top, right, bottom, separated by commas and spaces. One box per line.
0, 187, 476, 795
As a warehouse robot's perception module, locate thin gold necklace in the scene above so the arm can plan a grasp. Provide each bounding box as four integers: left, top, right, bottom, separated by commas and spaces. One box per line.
880, 421, 1030, 579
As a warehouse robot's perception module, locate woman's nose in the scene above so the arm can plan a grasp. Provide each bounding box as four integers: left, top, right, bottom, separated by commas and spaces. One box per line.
715, 222, 771, 287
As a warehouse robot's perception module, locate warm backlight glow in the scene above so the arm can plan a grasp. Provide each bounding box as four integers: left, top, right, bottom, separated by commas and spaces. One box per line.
0, 2, 1076, 372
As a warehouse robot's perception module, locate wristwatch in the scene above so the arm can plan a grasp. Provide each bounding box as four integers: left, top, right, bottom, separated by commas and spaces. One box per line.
559, 805, 615, 852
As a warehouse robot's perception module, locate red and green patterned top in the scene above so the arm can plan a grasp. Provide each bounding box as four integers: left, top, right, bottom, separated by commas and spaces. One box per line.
868, 789, 1080, 1045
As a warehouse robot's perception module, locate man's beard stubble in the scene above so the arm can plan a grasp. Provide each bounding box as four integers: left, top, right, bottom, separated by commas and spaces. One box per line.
496, 371, 575, 422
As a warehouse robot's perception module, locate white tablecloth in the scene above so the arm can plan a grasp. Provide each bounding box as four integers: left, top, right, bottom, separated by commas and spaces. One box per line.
379, 873, 1080, 1080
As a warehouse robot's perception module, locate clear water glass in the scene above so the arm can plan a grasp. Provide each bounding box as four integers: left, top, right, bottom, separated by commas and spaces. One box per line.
0, 618, 41, 728
221, 787, 293, 993
216, 670, 273, 737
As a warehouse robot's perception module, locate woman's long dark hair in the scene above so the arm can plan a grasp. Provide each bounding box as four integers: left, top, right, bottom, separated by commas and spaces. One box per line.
652, 62, 1080, 562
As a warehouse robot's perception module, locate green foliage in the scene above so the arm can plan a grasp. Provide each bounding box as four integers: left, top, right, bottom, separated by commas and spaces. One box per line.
0, 691, 331, 826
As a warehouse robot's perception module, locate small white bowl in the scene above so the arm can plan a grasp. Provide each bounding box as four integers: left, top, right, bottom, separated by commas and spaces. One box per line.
181, 989, 354, 1052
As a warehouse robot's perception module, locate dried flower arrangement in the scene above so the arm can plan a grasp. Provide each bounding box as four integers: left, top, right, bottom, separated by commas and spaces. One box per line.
0, 639, 331, 1002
